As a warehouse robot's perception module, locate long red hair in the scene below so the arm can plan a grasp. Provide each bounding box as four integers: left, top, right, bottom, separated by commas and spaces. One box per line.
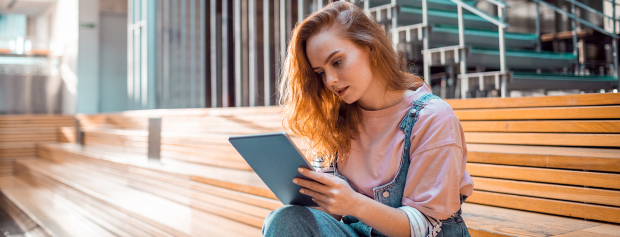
279, 1, 425, 167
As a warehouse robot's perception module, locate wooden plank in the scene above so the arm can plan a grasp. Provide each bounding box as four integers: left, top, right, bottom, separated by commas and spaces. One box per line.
446, 93, 620, 109
553, 225, 620, 237
467, 144, 620, 172
455, 106, 620, 120
467, 163, 620, 189
472, 177, 620, 206
466, 190, 620, 223
465, 132, 620, 147
17, 159, 262, 236
0, 127, 58, 134
461, 120, 620, 133
462, 202, 606, 237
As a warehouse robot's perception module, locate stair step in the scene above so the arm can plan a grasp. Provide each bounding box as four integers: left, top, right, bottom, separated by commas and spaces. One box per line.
428, 24, 538, 48
398, 5, 498, 29
62, 159, 276, 228
15, 158, 262, 236
0, 176, 116, 237
38, 143, 282, 222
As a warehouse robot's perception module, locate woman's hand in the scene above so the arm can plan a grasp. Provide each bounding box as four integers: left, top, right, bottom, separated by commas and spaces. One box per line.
293, 167, 365, 217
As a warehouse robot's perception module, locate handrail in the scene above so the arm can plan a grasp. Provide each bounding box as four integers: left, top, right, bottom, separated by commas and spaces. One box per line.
564, 0, 613, 21
449, 0, 508, 27
533, 0, 620, 39
484, 0, 508, 8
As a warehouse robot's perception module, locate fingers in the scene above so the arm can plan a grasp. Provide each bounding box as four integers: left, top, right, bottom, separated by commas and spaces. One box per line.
312, 197, 328, 209
294, 178, 330, 194
300, 187, 328, 201
298, 167, 334, 186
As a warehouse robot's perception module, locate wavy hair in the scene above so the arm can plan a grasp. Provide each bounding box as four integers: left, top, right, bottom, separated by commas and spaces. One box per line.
278, 1, 425, 167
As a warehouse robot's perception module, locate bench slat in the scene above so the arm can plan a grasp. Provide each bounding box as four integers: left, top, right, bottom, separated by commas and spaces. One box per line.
465, 132, 620, 147
462, 202, 607, 237
446, 93, 620, 109
455, 106, 620, 120
467, 190, 620, 223
467, 163, 620, 189
461, 120, 620, 133
472, 177, 620, 206
467, 144, 620, 172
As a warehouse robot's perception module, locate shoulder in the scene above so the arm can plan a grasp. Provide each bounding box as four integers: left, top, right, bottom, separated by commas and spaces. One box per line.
417, 97, 458, 124
409, 97, 462, 148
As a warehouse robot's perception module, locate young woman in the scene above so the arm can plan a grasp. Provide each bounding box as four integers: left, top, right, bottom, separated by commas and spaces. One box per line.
262, 2, 473, 237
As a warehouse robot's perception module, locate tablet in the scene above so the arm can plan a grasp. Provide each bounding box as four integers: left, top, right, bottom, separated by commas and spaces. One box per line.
228, 132, 318, 206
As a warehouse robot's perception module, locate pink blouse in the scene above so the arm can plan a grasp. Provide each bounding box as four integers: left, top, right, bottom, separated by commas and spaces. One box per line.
337, 84, 474, 220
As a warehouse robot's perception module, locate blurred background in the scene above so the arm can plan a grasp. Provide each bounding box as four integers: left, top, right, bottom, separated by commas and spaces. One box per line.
0, 0, 618, 115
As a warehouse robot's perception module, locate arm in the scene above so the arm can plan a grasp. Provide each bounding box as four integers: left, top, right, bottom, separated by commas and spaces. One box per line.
294, 168, 411, 237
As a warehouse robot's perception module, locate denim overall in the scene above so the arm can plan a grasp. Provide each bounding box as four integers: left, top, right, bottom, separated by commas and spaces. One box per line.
334, 94, 471, 237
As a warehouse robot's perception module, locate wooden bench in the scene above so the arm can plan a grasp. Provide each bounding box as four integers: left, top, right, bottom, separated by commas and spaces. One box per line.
3, 93, 620, 236
0, 115, 74, 176
446, 93, 620, 227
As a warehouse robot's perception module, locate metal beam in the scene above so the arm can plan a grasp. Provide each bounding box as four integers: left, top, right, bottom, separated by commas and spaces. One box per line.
222, 0, 229, 107
264, 0, 271, 106
211, 0, 218, 107
249, 0, 256, 106
200, 0, 206, 107
458, 5, 468, 99
235, 0, 242, 107
449, 0, 508, 28
534, 0, 620, 39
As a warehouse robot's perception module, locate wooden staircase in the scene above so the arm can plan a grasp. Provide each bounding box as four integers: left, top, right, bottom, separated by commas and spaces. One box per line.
1, 92, 620, 236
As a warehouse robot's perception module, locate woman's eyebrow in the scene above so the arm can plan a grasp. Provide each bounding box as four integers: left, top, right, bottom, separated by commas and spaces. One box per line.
312, 50, 340, 70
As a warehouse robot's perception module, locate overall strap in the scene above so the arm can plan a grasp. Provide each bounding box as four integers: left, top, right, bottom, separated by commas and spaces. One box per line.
398, 93, 441, 161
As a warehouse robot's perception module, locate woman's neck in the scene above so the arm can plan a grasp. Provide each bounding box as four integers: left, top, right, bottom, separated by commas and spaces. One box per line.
357, 82, 414, 111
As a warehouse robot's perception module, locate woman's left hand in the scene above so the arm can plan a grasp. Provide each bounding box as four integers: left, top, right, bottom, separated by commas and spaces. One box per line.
294, 167, 365, 216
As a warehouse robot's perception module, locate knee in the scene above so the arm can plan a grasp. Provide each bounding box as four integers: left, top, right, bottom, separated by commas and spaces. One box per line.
264, 205, 309, 226
262, 205, 314, 235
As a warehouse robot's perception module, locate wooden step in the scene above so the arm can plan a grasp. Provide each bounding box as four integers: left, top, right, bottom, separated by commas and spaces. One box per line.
472, 177, 620, 207
0, 176, 115, 237
38, 143, 276, 199
461, 120, 620, 133
454, 105, 620, 121
15, 158, 262, 236
467, 163, 620, 189
464, 132, 620, 147
462, 202, 620, 236
467, 190, 620, 223
467, 144, 620, 172
446, 93, 620, 109
62, 160, 276, 228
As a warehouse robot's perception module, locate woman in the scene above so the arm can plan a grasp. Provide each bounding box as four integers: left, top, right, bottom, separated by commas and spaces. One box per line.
262, 2, 473, 237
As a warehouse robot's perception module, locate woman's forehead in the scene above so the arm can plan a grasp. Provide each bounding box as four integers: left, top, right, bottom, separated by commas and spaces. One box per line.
306, 28, 352, 66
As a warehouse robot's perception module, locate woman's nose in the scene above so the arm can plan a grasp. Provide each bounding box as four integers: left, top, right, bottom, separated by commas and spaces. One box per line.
325, 73, 338, 87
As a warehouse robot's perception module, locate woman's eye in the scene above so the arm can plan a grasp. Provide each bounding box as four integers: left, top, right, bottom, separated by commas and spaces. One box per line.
333, 60, 341, 67
316, 71, 325, 77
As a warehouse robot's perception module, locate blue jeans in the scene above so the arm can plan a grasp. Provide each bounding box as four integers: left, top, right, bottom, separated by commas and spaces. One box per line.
262, 204, 471, 237
262, 205, 358, 237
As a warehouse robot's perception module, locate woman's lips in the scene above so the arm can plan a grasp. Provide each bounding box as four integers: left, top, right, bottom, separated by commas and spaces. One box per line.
338, 86, 349, 97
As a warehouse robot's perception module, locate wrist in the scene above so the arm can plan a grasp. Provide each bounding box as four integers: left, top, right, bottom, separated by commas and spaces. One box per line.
349, 192, 369, 217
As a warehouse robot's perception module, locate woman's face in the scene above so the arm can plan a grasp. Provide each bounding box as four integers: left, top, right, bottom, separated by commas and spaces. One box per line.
306, 26, 377, 105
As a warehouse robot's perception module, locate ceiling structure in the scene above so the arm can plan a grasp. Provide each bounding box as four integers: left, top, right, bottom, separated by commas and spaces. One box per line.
0, 0, 57, 16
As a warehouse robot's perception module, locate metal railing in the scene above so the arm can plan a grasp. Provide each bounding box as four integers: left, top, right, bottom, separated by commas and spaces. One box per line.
532, 0, 620, 77
449, 0, 510, 98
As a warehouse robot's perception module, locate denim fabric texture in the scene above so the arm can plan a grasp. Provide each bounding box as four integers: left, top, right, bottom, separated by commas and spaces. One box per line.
262, 94, 470, 237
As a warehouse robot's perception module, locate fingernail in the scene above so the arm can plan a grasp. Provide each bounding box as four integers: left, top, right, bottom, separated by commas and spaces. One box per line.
293, 179, 298, 184
298, 168, 303, 173
300, 189, 305, 194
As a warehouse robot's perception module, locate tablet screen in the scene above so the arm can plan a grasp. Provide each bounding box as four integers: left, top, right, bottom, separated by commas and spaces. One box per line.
229, 132, 318, 206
